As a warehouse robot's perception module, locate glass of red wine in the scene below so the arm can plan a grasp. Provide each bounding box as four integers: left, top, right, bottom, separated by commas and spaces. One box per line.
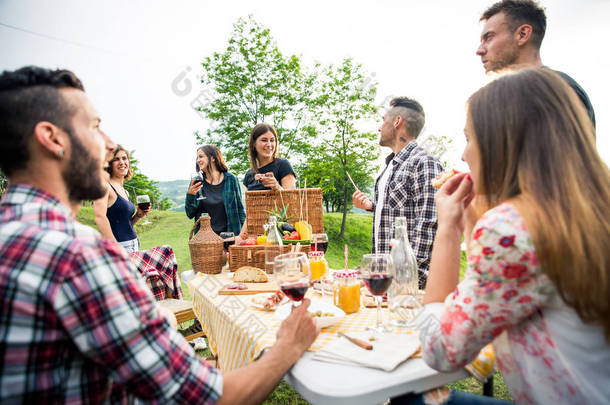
311, 233, 329, 253
358, 253, 395, 333
274, 252, 311, 307
136, 195, 152, 225
191, 172, 206, 201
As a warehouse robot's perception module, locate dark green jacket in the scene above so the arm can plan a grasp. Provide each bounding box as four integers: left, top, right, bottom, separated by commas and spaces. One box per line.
185, 172, 246, 235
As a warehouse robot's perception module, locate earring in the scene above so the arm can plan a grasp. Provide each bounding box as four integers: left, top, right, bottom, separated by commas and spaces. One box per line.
57, 150, 64, 158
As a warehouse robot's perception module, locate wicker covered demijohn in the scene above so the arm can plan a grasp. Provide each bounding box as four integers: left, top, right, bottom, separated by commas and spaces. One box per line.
188, 215, 224, 274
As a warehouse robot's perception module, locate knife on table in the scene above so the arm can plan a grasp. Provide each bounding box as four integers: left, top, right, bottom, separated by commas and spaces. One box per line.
337, 331, 373, 350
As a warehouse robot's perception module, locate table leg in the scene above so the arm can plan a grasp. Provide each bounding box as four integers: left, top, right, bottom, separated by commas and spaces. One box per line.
482, 375, 494, 397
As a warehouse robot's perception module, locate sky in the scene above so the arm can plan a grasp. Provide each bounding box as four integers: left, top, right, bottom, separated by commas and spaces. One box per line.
1, 0, 608, 181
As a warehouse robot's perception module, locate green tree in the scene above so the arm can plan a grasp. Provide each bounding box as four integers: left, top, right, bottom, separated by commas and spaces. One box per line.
303, 58, 379, 238
195, 15, 318, 174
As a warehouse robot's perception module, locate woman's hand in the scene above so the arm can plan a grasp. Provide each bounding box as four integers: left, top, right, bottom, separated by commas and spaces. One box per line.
435, 172, 474, 235
136, 204, 151, 219
187, 179, 203, 195
260, 172, 280, 190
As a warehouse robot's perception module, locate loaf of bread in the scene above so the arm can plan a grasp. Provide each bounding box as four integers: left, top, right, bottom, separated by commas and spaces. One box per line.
233, 266, 268, 283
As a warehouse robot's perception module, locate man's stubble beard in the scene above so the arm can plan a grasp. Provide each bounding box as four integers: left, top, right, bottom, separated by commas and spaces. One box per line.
62, 128, 107, 203
488, 44, 520, 73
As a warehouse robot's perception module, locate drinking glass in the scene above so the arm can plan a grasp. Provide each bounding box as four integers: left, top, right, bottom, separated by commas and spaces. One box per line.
191, 172, 206, 201
311, 233, 329, 253
274, 252, 311, 308
358, 253, 395, 333
135, 195, 152, 225
219, 231, 235, 252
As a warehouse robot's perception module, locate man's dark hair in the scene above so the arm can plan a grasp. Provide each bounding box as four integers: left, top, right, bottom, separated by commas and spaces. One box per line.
0, 66, 84, 176
389, 97, 425, 139
481, 0, 547, 49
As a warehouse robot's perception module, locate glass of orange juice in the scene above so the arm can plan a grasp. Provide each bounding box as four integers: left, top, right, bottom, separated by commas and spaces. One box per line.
333, 270, 361, 314
308, 251, 328, 281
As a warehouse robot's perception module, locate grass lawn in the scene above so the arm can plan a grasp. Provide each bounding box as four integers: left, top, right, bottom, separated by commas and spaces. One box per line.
78, 207, 513, 403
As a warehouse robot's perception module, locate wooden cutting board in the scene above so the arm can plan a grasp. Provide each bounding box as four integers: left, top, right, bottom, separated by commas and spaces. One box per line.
218, 281, 280, 295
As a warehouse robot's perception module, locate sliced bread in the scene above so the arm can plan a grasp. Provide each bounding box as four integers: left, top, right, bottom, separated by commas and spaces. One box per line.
233, 266, 268, 283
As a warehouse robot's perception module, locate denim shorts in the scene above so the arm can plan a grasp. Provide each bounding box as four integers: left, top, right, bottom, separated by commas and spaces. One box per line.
118, 237, 140, 253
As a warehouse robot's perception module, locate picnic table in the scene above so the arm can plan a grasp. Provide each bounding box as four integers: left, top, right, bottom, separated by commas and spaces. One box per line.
188, 272, 468, 404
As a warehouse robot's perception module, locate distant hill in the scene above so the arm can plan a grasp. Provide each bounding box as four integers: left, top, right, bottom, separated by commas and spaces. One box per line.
157, 179, 190, 212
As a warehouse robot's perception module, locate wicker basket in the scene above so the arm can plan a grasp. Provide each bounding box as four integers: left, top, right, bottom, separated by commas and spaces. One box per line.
228, 244, 311, 272
245, 188, 324, 237
188, 216, 225, 274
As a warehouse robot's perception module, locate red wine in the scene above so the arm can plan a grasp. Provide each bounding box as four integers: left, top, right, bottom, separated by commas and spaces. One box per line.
280, 282, 309, 301
362, 273, 393, 296
310, 241, 328, 253
223, 239, 235, 250
137, 202, 151, 210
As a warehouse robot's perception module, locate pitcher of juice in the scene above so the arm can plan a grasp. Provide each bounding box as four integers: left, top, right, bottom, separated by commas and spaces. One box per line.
333, 270, 361, 314
308, 251, 328, 281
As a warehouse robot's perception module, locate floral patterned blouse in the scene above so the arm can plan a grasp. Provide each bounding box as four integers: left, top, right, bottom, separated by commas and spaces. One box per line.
417, 202, 610, 404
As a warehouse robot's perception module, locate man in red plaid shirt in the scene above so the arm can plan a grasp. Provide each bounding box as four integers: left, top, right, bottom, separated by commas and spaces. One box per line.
0, 66, 318, 404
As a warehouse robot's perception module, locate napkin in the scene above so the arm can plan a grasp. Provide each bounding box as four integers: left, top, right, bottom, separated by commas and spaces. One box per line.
312, 331, 420, 372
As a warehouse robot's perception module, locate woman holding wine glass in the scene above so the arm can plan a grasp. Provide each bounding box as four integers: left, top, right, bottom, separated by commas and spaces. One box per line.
185, 145, 246, 237
93, 145, 149, 253
238, 123, 297, 241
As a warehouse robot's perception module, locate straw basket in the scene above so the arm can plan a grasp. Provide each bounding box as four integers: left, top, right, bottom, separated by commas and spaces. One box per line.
244, 188, 324, 237
228, 244, 311, 272
188, 216, 225, 274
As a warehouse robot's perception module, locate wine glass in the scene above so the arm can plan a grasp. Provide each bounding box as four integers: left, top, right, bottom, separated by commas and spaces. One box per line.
191, 172, 206, 201
358, 253, 395, 333
219, 231, 235, 252
311, 233, 329, 253
219, 231, 235, 269
274, 252, 311, 308
135, 195, 152, 225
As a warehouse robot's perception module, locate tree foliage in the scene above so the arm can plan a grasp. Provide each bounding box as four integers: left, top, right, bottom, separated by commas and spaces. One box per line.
195, 15, 317, 174
195, 17, 382, 230
302, 58, 379, 238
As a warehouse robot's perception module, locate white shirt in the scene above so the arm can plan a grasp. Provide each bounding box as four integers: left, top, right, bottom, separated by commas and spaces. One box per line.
374, 159, 393, 253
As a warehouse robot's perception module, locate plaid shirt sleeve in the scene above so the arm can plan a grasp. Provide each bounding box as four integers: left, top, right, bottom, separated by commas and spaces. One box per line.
54, 239, 222, 404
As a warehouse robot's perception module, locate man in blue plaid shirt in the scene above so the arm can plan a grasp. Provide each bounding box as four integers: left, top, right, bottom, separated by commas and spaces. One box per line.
353, 97, 443, 288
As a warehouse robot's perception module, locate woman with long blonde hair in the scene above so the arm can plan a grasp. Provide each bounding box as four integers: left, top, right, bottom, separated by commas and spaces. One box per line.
415, 68, 610, 404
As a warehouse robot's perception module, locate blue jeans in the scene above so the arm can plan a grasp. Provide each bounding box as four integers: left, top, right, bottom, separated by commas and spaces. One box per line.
391, 390, 513, 404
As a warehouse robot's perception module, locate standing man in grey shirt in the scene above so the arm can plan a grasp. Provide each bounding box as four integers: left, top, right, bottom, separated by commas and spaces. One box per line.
476, 0, 596, 127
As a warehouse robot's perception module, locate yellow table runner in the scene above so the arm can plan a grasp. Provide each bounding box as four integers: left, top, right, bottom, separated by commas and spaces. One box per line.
189, 272, 415, 371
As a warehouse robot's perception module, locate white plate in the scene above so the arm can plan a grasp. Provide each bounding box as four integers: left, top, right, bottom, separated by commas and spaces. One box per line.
274, 300, 345, 328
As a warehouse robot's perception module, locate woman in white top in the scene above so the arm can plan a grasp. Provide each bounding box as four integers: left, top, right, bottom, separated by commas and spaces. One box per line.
411, 68, 609, 404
